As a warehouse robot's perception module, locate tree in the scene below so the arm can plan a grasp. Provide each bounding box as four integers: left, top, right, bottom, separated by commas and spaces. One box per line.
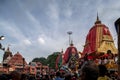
31, 52, 60, 69
32, 57, 47, 65
47, 52, 60, 69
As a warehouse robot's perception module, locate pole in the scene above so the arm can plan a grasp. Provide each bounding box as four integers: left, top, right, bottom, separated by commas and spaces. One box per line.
118, 23, 120, 77
0, 35, 5, 73
115, 18, 120, 78
23, 58, 25, 72
67, 31, 72, 45
118, 24, 120, 78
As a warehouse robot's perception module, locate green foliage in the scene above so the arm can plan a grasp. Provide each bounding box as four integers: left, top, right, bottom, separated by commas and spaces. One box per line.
32, 57, 47, 65
31, 52, 60, 69
47, 52, 60, 69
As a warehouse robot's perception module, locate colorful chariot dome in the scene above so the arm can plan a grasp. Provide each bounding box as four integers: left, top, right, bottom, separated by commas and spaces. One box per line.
63, 42, 79, 64
82, 15, 117, 55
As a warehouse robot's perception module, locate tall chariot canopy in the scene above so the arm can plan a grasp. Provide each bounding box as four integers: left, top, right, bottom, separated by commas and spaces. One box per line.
82, 15, 117, 56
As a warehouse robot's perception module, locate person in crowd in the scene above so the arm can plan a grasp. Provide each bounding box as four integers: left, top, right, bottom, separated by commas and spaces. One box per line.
0, 74, 8, 80
97, 64, 112, 80
10, 71, 21, 80
71, 73, 77, 80
55, 71, 64, 80
45, 74, 50, 80
109, 70, 118, 80
64, 73, 71, 80
29, 75, 36, 80
80, 61, 99, 80
20, 74, 29, 80
50, 74, 55, 80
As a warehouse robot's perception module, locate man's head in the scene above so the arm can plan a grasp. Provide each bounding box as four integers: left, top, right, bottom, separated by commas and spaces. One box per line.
80, 62, 99, 80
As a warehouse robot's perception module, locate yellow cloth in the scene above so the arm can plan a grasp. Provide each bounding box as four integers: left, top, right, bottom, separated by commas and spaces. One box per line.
97, 76, 111, 80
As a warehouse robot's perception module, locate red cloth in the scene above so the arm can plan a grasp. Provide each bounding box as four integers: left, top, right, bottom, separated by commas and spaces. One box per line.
103, 25, 111, 35
83, 26, 97, 54
87, 56, 93, 60
82, 24, 112, 56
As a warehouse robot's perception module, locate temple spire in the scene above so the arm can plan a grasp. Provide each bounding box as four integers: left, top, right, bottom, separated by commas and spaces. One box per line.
95, 13, 101, 24
6, 47, 10, 52
97, 13, 99, 21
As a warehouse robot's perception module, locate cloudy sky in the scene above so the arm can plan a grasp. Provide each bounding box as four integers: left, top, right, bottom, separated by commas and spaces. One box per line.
0, 0, 119, 63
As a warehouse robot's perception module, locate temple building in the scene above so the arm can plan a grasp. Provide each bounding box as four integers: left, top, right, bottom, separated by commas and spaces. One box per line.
82, 15, 117, 57
2, 47, 27, 73
0, 47, 49, 75
8, 52, 27, 72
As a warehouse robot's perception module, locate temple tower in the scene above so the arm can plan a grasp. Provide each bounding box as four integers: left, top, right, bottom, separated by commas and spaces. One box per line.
3, 47, 12, 62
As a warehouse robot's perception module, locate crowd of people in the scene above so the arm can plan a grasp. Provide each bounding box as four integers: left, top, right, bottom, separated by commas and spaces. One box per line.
0, 53, 119, 80
0, 60, 120, 80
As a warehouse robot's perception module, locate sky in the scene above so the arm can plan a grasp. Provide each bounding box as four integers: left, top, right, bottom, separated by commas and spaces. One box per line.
0, 0, 120, 63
